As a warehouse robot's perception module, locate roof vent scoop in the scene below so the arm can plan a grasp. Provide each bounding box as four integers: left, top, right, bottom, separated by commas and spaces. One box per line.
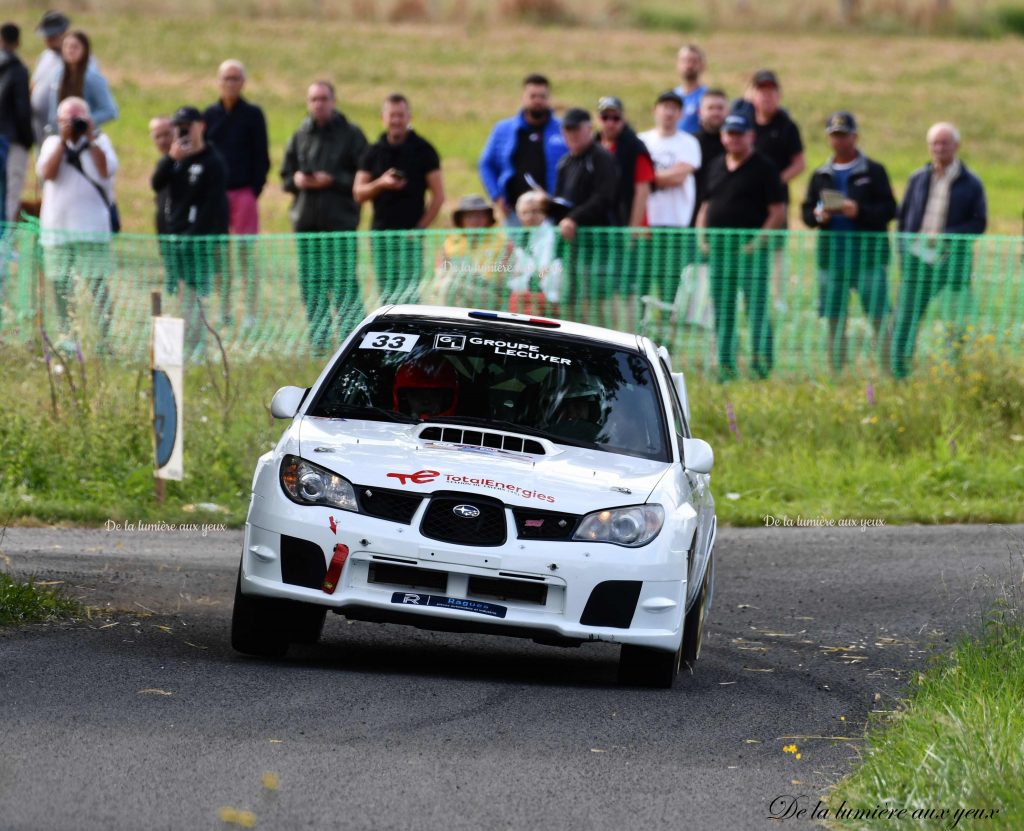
417, 425, 547, 456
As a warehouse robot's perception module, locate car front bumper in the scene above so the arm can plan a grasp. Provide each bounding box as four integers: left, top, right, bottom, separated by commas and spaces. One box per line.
241, 486, 691, 652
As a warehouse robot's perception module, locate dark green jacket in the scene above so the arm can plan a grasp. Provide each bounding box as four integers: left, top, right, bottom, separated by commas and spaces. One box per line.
280, 111, 368, 232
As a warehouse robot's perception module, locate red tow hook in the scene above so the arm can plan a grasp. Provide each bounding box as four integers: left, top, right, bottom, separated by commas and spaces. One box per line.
322, 544, 349, 594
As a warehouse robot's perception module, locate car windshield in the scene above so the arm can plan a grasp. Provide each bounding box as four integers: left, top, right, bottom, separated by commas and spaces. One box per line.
308, 319, 669, 461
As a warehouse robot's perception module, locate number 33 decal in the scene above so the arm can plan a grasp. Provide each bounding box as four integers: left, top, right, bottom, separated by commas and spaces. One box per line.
358, 332, 419, 352
373, 334, 406, 349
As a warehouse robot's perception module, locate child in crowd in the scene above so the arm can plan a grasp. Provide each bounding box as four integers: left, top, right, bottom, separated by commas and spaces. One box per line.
424, 195, 508, 308
507, 190, 562, 316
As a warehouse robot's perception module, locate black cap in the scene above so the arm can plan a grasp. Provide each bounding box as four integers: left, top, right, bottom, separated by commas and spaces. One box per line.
752, 68, 780, 87
597, 96, 624, 114
722, 112, 752, 133
826, 111, 857, 134
36, 10, 70, 38
562, 107, 591, 129
655, 90, 684, 108
171, 106, 204, 126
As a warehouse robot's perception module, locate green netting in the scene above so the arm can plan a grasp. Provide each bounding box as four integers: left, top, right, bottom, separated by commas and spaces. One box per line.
1, 221, 1020, 379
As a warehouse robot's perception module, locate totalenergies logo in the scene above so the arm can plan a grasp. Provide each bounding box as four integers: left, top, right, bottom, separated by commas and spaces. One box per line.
386, 469, 440, 486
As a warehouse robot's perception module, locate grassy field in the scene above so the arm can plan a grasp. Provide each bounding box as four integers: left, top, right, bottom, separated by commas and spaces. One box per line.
4, 5, 1024, 234
1, 336, 1021, 529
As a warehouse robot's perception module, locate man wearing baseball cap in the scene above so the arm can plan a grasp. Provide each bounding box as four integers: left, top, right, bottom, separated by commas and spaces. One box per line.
595, 96, 653, 228
30, 11, 70, 145
596, 95, 655, 328
553, 107, 618, 317
151, 105, 229, 356
696, 111, 785, 381
801, 111, 896, 372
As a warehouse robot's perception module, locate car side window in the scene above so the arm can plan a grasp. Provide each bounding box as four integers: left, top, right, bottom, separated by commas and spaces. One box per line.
658, 358, 690, 449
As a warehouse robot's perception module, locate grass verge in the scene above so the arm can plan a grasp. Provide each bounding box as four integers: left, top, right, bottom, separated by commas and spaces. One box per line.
826, 598, 1024, 829
1, 333, 1021, 528
0, 571, 84, 627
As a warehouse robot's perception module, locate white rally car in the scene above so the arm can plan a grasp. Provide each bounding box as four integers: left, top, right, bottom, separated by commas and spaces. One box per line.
233, 305, 716, 688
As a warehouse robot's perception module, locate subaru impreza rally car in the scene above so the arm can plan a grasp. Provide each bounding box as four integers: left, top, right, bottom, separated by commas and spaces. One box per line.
233, 306, 716, 687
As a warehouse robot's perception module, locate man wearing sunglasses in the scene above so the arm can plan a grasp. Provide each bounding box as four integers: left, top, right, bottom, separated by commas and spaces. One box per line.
596, 96, 654, 228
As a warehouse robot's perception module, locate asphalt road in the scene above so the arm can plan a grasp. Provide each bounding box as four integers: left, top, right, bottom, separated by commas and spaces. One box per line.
2, 523, 1022, 831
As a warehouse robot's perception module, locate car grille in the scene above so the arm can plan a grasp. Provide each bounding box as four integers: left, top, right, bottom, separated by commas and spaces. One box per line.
418, 426, 546, 455
420, 492, 507, 547
356, 486, 423, 524
468, 575, 548, 605
512, 508, 581, 540
367, 561, 448, 592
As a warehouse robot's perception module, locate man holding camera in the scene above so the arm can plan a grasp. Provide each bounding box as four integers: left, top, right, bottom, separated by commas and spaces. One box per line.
150, 105, 229, 356
354, 92, 444, 303
37, 95, 117, 347
280, 80, 368, 351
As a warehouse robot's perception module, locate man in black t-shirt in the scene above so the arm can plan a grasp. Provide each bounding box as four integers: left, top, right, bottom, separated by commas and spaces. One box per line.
355, 93, 444, 303
750, 69, 804, 310
750, 70, 804, 204
696, 112, 785, 381
691, 87, 727, 226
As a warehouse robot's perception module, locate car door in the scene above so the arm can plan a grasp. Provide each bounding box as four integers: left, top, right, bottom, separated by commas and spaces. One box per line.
658, 356, 714, 606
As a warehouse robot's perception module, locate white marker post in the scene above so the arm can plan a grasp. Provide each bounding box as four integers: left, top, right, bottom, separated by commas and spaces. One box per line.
152, 293, 184, 490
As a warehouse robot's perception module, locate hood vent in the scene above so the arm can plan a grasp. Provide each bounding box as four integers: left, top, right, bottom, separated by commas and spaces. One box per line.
418, 425, 546, 456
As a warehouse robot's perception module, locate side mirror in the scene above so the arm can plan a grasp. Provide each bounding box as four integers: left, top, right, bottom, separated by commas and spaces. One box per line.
682, 437, 714, 474
270, 386, 307, 419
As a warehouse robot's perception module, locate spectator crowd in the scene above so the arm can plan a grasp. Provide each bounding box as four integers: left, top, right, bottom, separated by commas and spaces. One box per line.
0, 13, 990, 377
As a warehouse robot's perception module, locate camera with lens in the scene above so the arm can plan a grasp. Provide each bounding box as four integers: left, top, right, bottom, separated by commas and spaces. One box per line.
70, 116, 89, 139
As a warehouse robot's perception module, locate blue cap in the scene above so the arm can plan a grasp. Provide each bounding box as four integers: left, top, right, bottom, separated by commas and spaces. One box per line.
722, 112, 751, 133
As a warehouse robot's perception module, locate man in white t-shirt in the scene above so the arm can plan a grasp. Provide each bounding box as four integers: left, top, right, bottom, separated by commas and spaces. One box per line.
37, 95, 118, 346
639, 90, 701, 301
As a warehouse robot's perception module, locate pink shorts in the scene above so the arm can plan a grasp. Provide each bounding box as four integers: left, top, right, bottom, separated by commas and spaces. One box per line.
227, 187, 260, 235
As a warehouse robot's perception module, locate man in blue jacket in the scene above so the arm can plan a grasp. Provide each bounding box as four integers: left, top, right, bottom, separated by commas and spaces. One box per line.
891, 122, 986, 379
478, 74, 567, 226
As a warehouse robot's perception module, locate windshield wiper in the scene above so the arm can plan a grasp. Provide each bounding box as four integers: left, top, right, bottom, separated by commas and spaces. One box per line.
319, 404, 419, 423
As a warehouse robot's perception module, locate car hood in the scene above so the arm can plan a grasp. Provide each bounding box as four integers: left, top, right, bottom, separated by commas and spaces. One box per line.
296, 416, 670, 514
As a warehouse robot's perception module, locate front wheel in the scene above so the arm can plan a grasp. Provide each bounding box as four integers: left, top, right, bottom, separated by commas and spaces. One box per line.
230, 569, 327, 657
682, 550, 714, 669
618, 642, 682, 689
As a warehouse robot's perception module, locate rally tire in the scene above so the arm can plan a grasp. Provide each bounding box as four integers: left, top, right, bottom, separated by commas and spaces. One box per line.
682, 550, 714, 669
287, 604, 327, 645
230, 569, 289, 658
618, 642, 682, 689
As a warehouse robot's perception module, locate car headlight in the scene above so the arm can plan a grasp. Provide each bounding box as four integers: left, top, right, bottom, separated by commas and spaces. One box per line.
280, 455, 358, 512
573, 504, 664, 547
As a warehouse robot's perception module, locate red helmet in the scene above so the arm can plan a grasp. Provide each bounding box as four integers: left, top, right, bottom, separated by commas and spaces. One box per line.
393, 357, 459, 419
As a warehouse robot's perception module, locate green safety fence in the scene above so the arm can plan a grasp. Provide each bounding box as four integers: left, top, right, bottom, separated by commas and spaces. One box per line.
1, 221, 1021, 379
